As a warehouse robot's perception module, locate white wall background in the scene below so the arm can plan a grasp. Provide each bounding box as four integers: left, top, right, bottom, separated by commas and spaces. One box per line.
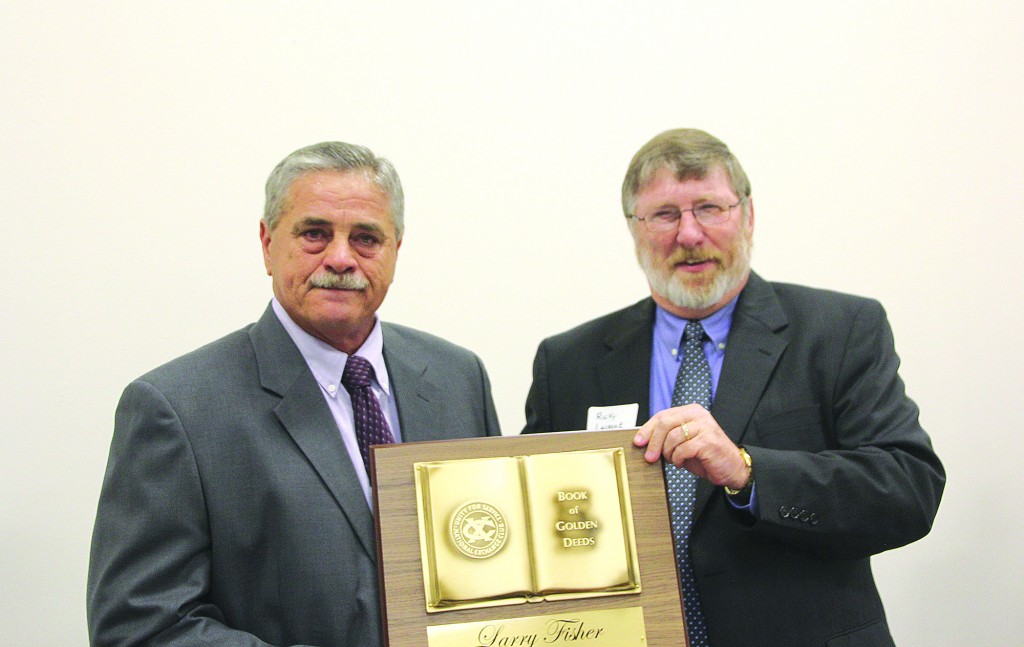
2, 1, 1020, 645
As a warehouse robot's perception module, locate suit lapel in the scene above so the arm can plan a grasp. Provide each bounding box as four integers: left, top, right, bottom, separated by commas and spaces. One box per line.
696, 274, 788, 514
381, 324, 444, 443
711, 273, 788, 445
249, 305, 378, 561
597, 299, 656, 422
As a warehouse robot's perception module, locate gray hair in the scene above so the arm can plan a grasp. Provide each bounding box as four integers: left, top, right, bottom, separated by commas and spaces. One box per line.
263, 141, 405, 239
621, 128, 751, 218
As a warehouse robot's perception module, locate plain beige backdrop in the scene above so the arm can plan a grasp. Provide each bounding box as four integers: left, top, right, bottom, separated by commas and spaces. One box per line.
2, 1, 1021, 645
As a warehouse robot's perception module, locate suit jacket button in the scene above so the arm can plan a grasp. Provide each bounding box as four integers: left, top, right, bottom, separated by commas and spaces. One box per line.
799, 510, 810, 522
809, 513, 819, 525
779, 506, 790, 518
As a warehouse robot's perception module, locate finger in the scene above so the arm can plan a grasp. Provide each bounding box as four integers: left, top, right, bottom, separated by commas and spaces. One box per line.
640, 418, 672, 463
663, 423, 688, 453
668, 439, 698, 472
655, 421, 688, 462
673, 420, 700, 446
674, 440, 710, 477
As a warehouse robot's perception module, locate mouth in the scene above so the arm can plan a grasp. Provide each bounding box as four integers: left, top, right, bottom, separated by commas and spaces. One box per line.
673, 256, 718, 273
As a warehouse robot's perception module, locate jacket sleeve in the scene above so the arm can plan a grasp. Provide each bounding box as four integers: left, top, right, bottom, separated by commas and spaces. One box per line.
87, 380, 313, 647
522, 339, 552, 434
740, 299, 945, 559
475, 353, 503, 437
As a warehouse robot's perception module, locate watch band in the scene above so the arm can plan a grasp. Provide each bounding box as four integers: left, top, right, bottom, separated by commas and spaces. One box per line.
724, 446, 754, 496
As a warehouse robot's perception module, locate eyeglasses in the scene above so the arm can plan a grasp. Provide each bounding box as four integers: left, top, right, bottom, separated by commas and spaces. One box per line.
628, 196, 748, 231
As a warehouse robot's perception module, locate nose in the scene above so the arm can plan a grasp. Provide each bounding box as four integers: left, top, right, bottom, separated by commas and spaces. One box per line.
674, 211, 706, 247
322, 238, 359, 274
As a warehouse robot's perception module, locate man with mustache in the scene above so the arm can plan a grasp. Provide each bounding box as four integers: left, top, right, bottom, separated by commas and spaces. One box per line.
88, 141, 501, 646
523, 129, 944, 647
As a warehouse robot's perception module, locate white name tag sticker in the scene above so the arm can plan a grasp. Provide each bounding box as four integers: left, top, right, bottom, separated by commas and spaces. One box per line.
586, 403, 640, 431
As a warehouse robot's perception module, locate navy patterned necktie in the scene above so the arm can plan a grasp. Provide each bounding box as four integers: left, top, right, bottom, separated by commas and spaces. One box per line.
341, 355, 396, 474
665, 320, 711, 647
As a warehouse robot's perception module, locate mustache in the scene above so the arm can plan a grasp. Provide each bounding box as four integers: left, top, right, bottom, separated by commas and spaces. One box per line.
308, 273, 369, 290
666, 249, 722, 265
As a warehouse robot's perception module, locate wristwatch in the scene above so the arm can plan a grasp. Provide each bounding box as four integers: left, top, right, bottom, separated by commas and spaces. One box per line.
724, 446, 754, 496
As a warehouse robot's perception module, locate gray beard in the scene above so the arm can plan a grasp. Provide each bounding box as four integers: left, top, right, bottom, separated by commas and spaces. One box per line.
636, 235, 752, 311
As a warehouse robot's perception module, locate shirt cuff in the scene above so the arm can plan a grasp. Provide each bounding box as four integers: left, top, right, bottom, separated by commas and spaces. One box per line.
725, 481, 758, 515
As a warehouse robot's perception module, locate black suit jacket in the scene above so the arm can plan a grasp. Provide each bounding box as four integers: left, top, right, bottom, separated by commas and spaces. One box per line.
524, 272, 944, 647
88, 305, 501, 647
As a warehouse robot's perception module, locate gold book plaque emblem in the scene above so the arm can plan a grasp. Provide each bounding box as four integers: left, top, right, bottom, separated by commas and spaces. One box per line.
414, 448, 641, 613
450, 502, 509, 559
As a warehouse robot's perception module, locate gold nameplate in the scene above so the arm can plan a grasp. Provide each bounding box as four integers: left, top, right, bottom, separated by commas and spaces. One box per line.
372, 429, 689, 647
414, 449, 641, 612
426, 606, 647, 647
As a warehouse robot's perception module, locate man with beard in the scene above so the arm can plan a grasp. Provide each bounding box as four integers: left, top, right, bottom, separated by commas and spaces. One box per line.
523, 129, 944, 647
88, 141, 501, 647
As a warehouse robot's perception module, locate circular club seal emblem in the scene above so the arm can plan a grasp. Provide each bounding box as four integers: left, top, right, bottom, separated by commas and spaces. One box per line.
450, 502, 508, 559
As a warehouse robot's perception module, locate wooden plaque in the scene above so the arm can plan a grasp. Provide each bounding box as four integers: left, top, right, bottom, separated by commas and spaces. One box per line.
371, 429, 689, 647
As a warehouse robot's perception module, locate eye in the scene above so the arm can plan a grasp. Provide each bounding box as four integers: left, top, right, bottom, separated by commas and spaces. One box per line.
693, 204, 725, 218
651, 208, 681, 223
351, 231, 384, 249
301, 228, 329, 241
298, 228, 332, 251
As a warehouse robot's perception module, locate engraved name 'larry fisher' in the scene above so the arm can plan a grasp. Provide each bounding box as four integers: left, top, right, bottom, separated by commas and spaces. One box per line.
477, 618, 607, 646
556, 491, 598, 548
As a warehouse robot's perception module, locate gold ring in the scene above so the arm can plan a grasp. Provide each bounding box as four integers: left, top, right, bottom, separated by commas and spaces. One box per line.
682, 423, 691, 441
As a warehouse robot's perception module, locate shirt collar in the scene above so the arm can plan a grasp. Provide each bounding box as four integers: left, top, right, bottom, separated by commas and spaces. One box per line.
653, 294, 739, 355
270, 298, 391, 395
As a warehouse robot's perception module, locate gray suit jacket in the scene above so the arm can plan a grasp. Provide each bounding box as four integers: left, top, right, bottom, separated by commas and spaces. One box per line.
88, 305, 501, 647
524, 272, 944, 647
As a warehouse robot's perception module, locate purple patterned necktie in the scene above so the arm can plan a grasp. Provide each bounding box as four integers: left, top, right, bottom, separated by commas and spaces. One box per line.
665, 320, 711, 647
341, 355, 396, 474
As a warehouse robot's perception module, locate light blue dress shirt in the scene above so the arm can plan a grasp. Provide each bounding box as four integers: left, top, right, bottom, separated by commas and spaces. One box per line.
648, 296, 757, 512
272, 298, 402, 508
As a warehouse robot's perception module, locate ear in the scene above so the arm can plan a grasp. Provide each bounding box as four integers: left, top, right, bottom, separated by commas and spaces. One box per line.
745, 197, 755, 235
259, 220, 273, 276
